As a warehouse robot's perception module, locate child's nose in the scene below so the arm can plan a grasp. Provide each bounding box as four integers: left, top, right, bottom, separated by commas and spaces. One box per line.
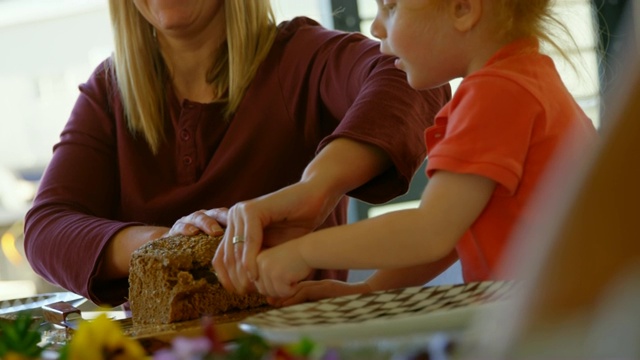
370, 17, 385, 40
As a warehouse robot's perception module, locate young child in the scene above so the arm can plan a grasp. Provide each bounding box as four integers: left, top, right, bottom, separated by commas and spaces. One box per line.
249, 0, 598, 302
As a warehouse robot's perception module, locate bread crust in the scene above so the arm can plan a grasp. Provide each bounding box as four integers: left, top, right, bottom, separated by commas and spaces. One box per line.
129, 234, 267, 324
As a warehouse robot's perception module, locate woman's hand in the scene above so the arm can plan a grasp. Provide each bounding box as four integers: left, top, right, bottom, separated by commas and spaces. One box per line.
213, 137, 391, 295
268, 280, 373, 307
98, 208, 228, 281
212, 181, 340, 295
163, 208, 228, 237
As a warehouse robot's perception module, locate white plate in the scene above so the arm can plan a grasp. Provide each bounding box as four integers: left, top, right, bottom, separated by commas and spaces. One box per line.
0, 292, 86, 316
240, 281, 516, 345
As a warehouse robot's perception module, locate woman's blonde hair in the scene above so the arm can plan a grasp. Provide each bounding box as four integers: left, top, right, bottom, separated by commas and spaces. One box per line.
107, 1, 278, 153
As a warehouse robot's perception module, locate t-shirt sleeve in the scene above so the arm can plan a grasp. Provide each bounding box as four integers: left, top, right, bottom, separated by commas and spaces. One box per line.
426, 76, 541, 195
321, 51, 449, 203
282, 20, 451, 203
23, 60, 141, 306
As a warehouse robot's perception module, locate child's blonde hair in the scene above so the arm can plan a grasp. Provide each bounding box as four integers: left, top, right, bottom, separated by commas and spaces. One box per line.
493, 0, 575, 61
429, 0, 579, 61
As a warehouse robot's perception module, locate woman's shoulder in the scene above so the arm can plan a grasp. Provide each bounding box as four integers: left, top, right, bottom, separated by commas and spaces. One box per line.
276, 16, 323, 38
78, 57, 120, 99
80, 57, 115, 88
275, 16, 372, 46
272, 16, 380, 68
75, 56, 121, 118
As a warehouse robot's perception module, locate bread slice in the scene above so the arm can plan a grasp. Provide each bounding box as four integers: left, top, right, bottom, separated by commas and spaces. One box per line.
128, 233, 267, 325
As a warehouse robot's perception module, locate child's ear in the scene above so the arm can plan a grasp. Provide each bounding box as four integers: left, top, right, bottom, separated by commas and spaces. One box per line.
449, 0, 482, 32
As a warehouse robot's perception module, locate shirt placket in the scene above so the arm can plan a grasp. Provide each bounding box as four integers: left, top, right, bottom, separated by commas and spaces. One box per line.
176, 102, 200, 184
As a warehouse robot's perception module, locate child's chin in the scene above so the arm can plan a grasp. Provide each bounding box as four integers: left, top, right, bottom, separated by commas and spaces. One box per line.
407, 74, 445, 91
407, 76, 428, 90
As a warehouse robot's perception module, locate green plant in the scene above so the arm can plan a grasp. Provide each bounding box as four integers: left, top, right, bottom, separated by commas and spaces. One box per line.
0, 312, 48, 359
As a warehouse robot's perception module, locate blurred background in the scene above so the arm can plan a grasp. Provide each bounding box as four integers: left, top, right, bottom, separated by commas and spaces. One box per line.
0, 0, 624, 301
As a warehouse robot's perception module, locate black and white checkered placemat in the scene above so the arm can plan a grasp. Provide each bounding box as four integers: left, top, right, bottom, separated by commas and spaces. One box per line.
242, 281, 515, 330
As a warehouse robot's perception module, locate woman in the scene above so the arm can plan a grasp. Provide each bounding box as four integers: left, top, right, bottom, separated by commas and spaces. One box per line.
23, 0, 449, 306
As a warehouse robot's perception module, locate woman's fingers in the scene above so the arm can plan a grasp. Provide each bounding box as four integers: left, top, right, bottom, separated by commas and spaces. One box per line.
212, 247, 234, 293
240, 210, 262, 283
211, 215, 246, 294
227, 206, 251, 294
167, 209, 226, 237
227, 201, 266, 293
203, 208, 229, 233
168, 206, 261, 296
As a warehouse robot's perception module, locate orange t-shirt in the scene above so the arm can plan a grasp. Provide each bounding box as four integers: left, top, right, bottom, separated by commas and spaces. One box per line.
425, 38, 597, 282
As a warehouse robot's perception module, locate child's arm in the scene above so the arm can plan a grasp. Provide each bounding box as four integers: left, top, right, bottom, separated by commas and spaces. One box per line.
268, 251, 459, 306
363, 249, 459, 291
253, 171, 495, 298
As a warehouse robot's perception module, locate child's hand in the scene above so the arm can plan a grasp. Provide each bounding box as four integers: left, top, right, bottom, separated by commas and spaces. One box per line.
267, 280, 372, 307
253, 242, 312, 298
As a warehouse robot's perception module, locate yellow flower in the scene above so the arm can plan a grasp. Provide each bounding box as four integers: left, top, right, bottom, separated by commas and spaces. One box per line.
67, 313, 146, 360
3, 352, 32, 360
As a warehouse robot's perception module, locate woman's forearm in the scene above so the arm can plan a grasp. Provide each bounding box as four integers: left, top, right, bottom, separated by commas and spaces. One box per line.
97, 225, 169, 280
301, 137, 391, 199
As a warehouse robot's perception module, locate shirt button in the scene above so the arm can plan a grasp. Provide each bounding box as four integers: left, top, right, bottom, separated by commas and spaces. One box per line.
180, 129, 191, 141
183, 156, 193, 165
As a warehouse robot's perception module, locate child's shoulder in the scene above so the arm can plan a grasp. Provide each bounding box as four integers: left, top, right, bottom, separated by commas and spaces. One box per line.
460, 44, 560, 106
476, 38, 553, 82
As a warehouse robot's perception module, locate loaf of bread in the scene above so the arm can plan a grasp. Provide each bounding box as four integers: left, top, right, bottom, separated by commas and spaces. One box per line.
128, 234, 268, 325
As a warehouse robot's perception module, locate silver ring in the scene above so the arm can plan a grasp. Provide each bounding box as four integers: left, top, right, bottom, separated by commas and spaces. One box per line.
232, 235, 246, 245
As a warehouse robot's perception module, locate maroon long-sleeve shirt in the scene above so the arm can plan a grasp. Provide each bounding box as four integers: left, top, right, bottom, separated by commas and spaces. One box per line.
24, 17, 450, 306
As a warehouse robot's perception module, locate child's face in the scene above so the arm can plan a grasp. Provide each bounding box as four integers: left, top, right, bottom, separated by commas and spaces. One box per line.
371, 0, 462, 90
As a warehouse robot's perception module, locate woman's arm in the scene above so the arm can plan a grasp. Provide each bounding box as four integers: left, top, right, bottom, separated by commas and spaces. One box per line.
212, 137, 391, 294
279, 19, 450, 203
23, 62, 150, 306
209, 23, 449, 295
97, 225, 169, 280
